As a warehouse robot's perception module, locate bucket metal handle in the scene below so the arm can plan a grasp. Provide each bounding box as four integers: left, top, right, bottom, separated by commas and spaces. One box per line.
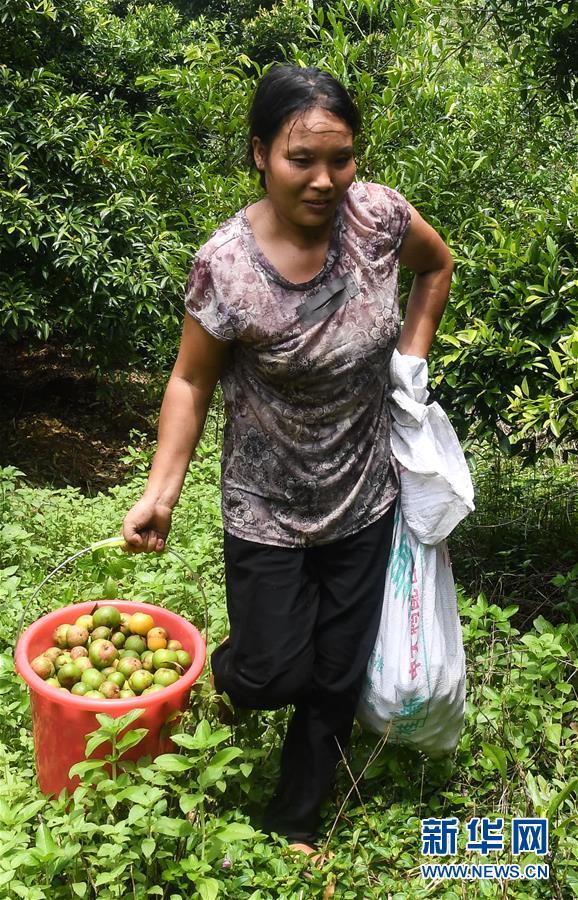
15, 537, 209, 650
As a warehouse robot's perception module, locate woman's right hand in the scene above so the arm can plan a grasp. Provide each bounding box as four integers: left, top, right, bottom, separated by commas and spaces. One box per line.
122, 496, 173, 553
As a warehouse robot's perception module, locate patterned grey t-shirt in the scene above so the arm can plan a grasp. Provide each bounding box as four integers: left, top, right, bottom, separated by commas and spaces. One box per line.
185, 181, 411, 547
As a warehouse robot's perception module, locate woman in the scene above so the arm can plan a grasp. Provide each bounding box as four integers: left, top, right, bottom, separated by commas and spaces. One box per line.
122, 65, 453, 855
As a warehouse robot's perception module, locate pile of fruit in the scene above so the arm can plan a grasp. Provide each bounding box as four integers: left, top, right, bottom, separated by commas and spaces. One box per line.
29, 606, 192, 699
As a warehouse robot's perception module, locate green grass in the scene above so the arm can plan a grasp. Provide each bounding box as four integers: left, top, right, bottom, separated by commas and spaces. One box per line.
0, 436, 577, 898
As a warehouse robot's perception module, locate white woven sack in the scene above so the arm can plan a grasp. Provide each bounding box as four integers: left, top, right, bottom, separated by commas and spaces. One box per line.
389, 350, 475, 545
357, 503, 466, 757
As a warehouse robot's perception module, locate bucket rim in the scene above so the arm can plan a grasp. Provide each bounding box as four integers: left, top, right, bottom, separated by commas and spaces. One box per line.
15, 600, 206, 712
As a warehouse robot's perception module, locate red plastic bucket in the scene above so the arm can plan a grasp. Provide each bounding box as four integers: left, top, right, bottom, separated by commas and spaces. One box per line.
15, 599, 206, 796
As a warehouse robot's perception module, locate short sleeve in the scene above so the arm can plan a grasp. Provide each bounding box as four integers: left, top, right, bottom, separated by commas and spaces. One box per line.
361, 182, 412, 253
184, 251, 237, 341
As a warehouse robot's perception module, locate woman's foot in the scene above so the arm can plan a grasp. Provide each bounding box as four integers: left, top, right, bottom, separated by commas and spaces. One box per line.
288, 843, 336, 897
288, 841, 317, 856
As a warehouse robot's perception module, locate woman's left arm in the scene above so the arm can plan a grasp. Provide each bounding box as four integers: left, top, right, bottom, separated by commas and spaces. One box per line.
397, 203, 454, 359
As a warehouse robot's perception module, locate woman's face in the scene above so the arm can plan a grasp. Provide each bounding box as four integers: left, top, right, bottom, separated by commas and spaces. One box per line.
252, 106, 357, 233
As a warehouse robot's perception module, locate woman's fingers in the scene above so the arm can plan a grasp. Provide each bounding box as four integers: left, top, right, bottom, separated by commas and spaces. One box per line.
122, 498, 172, 554
144, 529, 164, 554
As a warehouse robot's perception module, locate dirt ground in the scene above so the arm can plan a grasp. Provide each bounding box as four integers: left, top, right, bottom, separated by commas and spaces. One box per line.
0, 341, 161, 494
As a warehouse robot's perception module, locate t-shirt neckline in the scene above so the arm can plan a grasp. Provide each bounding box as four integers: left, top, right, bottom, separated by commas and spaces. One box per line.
239, 202, 344, 292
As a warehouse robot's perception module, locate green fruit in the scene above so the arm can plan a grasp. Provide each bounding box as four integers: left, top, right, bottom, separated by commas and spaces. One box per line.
176, 650, 192, 670
74, 657, 93, 672
119, 649, 140, 660
91, 626, 112, 641
71, 682, 89, 696
119, 688, 136, 698
55, 652, 72, 669
142, 684, 165, 694
111, 631, 126, 649
81, 668, 105, 690
89, 639, 118, 670
57, 663, 82, 689
99, 680, 121, 700
128, 670, 154, 694
70, 646, 89, 660
93, 606, 121, 629
85, 690, 104, 699
43, 647, 62, 664
101, 666, 116, 677
108, 671, 125, 688
46, 677, 60, 688
141, 651, 154, 672
75, 614, 94, 632
152, 649, 178, 671
117, 657, 142, 678
153, 668, 179, 687
125, 635, 147, 654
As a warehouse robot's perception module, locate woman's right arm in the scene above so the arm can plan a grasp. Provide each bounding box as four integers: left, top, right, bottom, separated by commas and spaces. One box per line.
122, 314, 230, 552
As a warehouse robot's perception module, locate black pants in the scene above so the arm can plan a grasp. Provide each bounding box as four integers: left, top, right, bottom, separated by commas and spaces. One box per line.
211, 506, 395, 845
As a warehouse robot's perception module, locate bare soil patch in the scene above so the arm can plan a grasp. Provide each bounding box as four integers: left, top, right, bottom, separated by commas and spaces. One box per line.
0, 341, 162, 494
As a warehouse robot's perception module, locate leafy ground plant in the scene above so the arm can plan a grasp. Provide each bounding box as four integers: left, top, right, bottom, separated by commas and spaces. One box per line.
0, 434, 577, 896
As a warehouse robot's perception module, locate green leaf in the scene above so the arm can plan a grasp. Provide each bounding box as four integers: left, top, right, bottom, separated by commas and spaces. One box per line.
154, 816, 193, 837
170, 733, 198, 750
95, 713, 116, 730
129, 804, 147, 826
84, 733, 110, 759
549, 348, 562, 375
210, 747, 243, 768
441, 334, 461, 348
198, 765, 223, 789
173, 721, 232, 752
541, 303, 559, 324
17, 799, 47, 823
142, 838, 155, 860
521, 376, 530, 396
35, 824, 58, 857
95, 708, 145, 734
548, 419, 561, 438
120, 785, 165, 806
197, 878, 220, 900
547, 777, 578, 819
544, 723, 561, 746
481, 743, 508, 780
154, 754, 194, 772
532, 616, 553, 634
195, 719, 212, 746
213, 822, 255, 842
115, 728, 148, 754
179, 793, 204, 814
524, 772, 546, 814
69, 759, 107, 780
72, 884, 87, 898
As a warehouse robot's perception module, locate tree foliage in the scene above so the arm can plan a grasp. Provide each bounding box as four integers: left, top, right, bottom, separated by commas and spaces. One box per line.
1, 0, 576, 449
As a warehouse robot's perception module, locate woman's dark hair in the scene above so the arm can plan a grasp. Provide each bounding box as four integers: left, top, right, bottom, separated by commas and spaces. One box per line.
248, 65, 361, 189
